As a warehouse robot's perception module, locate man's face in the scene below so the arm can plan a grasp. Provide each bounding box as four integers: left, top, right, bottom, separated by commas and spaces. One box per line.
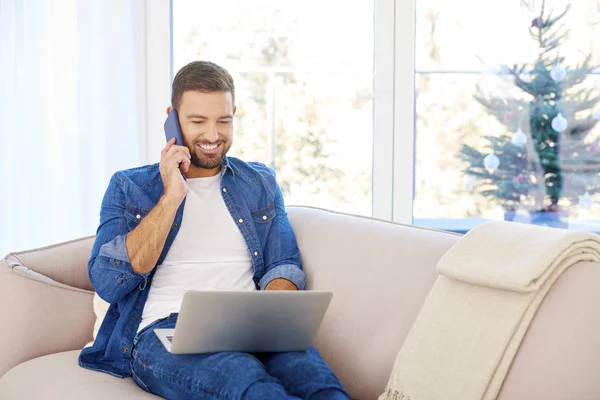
175, 90, 235, 170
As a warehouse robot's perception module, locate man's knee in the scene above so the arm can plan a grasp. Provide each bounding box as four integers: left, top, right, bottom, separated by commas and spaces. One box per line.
260, 347, 323, 371
209, 352, 267, 378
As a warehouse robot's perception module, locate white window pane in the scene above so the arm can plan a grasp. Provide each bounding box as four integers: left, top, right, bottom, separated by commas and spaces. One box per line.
172, 0, 374, 215
416, 0, 600, 71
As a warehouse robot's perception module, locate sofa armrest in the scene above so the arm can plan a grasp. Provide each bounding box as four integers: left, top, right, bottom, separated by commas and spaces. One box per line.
498, 261, 600, 399
3, 236, 96, 291
0, 258, 95, 378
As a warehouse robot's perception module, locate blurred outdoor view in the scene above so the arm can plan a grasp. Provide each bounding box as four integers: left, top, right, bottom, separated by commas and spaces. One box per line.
173, 0, 374, 216
414, 0, 600, 230
174, 0, 600, 229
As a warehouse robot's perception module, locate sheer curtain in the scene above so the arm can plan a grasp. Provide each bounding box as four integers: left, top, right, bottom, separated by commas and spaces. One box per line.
0, 0, 147, 256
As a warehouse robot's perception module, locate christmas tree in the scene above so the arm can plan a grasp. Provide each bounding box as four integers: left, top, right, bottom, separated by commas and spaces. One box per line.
459, 0, 600, 227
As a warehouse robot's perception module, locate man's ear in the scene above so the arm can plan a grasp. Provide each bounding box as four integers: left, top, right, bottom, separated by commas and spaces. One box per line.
166, 106, 173, 115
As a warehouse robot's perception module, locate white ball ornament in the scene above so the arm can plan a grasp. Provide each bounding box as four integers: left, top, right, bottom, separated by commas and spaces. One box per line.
484, 153, 500, 170
511, 128, 527, 146
551, 113, 568, 132
550, 64, 566, 82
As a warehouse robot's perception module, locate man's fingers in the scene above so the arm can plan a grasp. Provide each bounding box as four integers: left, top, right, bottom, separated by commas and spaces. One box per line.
172, 152, 191, 167
163, 138, 176, 152
165, 145, 191, 160
180, 146, 191, 159
165, 145, 179, 158
161, 138, 177, 158
182, 154, 192, 169
180, 157, 191, 173
162, 151, 188, 170
161, 143, 192, 175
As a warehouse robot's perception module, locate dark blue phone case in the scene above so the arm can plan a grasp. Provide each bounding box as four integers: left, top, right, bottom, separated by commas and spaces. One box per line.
164, 109, 184, 145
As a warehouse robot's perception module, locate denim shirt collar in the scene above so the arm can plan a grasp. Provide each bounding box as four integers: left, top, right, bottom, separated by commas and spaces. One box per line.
221, 157, 235, 176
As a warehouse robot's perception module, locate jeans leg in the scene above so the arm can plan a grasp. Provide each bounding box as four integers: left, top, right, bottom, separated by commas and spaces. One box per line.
258, 347, 350, 400
131, 314, 300, 400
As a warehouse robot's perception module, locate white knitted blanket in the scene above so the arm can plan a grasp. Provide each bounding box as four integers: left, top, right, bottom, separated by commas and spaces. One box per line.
380, 220, 600, 400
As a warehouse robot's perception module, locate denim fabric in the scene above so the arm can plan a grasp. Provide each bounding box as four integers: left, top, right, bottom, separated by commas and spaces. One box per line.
79, 158, 307, 378
130, 314, 349, 400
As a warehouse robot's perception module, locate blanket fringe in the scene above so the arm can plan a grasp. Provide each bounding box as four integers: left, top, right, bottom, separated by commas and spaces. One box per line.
379, 387, 412, 400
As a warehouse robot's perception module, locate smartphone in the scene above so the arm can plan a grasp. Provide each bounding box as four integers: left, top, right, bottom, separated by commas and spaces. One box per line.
164, 109, 184, 145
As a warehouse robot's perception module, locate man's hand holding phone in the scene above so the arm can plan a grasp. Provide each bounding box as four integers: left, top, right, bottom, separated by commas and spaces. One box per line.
160, 138, 191, 206
126, 139, 190, 275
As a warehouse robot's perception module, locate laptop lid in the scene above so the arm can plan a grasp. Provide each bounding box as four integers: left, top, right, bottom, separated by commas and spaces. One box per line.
156, 290, 332, 354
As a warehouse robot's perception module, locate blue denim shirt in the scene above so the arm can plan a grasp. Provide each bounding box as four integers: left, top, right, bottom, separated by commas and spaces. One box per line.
78, 157, 306, 377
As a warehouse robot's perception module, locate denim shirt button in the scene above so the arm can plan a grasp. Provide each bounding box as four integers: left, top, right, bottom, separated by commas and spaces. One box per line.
123, 347, 129, 353
136, 214, 141, 220
238, 218, 244, 223
254, 251, 258, 256
222, 188, 227, 192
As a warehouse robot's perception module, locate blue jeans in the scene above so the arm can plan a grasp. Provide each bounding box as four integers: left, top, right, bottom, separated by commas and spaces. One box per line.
130, 314, 350, 399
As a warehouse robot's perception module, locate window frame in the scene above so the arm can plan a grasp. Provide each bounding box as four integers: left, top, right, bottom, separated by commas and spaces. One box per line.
143, 0, 173, 165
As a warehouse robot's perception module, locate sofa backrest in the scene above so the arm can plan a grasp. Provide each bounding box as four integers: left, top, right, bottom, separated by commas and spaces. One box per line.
287, 206, 460, 399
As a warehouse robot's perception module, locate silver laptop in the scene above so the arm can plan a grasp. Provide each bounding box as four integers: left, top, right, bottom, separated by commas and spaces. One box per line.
154, 290, 333, 354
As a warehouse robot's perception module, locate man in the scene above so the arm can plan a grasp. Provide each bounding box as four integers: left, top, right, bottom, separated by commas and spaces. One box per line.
78, 61, 349, 400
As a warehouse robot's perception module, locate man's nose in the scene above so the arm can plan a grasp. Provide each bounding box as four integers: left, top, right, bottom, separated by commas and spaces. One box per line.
205, 123, 219, 142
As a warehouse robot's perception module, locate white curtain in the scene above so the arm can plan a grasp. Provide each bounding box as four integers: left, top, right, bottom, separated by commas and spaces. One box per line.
0, 0, 147, 256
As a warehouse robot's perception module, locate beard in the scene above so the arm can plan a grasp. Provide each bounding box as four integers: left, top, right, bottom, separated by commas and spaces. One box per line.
189, 140, 232, 169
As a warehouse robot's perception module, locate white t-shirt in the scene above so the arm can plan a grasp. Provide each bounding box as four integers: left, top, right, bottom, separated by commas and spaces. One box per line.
137, 173, 256, 332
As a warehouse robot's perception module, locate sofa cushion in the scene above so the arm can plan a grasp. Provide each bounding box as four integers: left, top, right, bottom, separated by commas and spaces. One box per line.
0, 351, 159, 399
85, 293, 111, 348
287, 206, 461, 399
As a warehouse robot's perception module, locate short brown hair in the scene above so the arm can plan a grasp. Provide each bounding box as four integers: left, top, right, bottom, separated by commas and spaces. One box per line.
171, 61, 235, 109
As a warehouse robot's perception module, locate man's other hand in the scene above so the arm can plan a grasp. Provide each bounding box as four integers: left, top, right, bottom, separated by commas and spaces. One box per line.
265, 278, 297, 291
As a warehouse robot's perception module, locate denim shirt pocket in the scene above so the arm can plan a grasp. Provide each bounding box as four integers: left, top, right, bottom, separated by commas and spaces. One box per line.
250, 204, 276, 244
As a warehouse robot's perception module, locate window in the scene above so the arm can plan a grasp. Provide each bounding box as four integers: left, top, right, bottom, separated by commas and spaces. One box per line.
0, 1, 147, 256
413, 0, 600, 232
172, 0, 375, 215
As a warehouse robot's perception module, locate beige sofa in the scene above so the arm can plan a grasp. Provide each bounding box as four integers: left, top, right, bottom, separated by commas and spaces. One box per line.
1, 206, 600, 399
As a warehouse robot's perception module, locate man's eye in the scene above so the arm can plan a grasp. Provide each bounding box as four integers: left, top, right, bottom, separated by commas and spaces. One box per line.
218, 120, 231, 124
191, 121, 205, 124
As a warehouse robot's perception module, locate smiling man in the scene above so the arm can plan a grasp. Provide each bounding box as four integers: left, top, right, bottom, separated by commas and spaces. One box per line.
78, 61, 349, 399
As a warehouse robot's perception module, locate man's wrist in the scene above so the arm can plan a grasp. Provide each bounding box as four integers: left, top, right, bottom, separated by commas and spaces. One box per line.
264, 278, 298, 291
158, 194, 182, 213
